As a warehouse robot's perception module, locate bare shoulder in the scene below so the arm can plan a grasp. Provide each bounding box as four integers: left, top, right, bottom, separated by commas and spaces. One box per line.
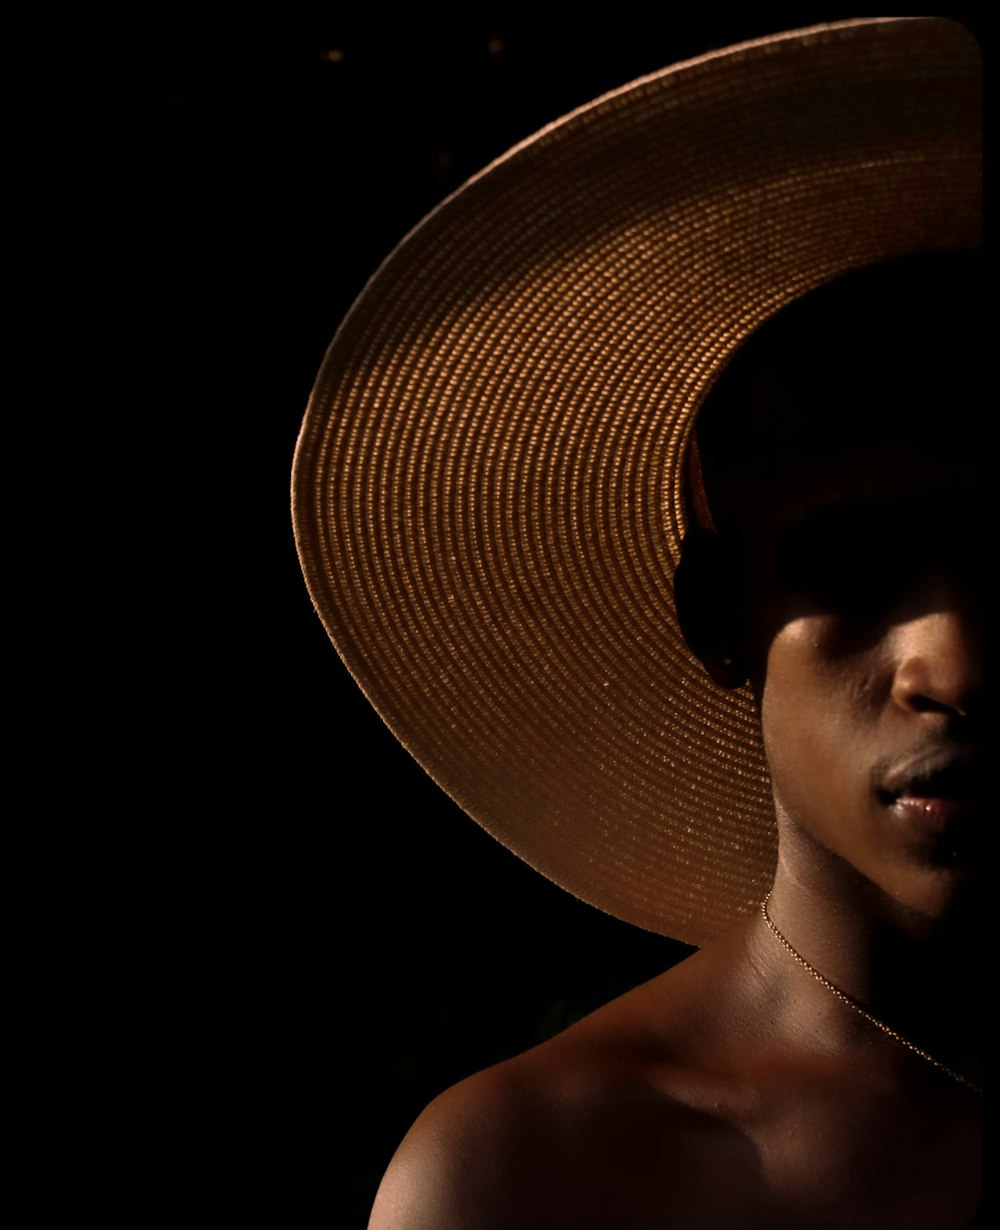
367, 951, 751, 1230
367, 926, 983, 1228
366, 1048, 557, 1230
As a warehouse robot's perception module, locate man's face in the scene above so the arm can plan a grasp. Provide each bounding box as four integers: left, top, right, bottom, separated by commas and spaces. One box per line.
736, 435, 984, 921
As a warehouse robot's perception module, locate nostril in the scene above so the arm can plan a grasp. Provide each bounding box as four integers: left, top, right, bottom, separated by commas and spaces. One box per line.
903, 692, 972, 718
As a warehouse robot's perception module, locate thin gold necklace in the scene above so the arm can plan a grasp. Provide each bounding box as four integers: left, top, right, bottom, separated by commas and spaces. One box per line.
760, 895, 982, 1096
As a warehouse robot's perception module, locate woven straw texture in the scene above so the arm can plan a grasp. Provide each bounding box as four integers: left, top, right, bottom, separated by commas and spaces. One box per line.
293, 18, 981, 945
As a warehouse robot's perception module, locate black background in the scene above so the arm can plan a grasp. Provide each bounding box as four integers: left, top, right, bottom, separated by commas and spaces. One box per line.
150, 12, 983, 1225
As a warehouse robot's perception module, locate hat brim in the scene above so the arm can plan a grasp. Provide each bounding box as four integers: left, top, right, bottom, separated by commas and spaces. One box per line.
292, 17, 981, 945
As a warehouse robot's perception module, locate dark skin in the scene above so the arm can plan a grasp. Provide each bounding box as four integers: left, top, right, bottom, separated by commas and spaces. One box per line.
368, 420, 984, 1229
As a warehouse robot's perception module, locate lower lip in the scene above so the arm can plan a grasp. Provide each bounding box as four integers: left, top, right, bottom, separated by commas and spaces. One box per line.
890, 795, 974, 832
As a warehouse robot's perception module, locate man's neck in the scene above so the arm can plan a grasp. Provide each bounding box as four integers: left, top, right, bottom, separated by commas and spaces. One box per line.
761, 836, 983, 1083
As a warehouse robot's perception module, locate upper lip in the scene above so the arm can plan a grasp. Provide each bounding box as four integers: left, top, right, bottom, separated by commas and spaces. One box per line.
878, 747, 984, 803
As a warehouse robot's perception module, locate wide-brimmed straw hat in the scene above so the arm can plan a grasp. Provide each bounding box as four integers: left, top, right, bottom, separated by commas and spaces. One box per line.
292, 17, 981, 946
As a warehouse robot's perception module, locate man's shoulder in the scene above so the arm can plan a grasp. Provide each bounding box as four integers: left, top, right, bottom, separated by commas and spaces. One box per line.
365, 1055, 530, 1230
366, 929, 984, 1228
366, 964, 741, 1229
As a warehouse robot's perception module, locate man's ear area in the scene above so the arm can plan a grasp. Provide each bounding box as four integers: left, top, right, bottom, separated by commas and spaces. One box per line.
673, 525, 748, 690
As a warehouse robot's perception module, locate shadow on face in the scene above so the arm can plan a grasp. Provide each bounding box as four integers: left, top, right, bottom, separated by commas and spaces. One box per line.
675, 250, 985, 692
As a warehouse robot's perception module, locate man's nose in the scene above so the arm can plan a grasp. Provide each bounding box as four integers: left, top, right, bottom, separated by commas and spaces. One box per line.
889, 578, 983, 720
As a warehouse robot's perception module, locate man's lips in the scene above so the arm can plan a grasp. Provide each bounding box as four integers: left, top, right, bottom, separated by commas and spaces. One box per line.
888, 795, 973, 832
877, 749, 984, 838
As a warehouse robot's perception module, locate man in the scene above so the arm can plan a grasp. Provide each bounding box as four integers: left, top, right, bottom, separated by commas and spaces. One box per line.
364, 250, 983, 1229
291, 17, 982, 1228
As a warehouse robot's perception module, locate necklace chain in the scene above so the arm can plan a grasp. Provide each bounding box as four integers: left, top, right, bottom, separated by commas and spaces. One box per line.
760, 895, 982, 1096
